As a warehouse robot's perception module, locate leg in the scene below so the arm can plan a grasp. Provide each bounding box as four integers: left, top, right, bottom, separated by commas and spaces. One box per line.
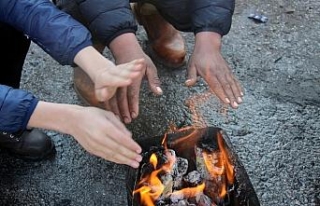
131, 2, 187, 68
0, 23, 30, 88
55, 0, 106, 107
0, 23, 55, 161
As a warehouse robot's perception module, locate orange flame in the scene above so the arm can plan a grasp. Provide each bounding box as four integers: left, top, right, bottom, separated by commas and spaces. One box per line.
170, 182, 206, 199
201, 132, 234, 198
133, 146, 176, 206
134, 129, 235, 205
217, 132, 234, 185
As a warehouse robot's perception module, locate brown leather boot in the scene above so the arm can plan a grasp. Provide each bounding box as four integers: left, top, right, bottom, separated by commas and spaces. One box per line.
132, 3, 186, 68
73, 44, 105, 108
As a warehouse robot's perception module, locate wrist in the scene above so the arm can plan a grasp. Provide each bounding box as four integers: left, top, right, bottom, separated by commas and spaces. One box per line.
195, 31, 222, 50
27, 101, 83, 135
73, 46, 115, 83
109, 33, 143, 61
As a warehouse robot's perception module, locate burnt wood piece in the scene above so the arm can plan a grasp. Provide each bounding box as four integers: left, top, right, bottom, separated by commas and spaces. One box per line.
127, 126, 261, 206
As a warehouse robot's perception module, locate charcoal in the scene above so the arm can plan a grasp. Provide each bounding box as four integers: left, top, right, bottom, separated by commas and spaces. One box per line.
173, 157, 188, 177
173, 176, 184, 190
195, 147, 210, 179
160, 172, 174, 196
203, 179, 221, 203
195, 193, 215, 206
183, 170, 202, 187
169, 192, 185, 203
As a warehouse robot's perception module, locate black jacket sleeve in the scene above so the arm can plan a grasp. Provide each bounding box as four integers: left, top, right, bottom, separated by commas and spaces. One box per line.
190, 0, 235, 35
75, 0, 137, 46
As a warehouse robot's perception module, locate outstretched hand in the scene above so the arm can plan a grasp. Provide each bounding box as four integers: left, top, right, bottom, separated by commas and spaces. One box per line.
93, 58, 146, 102
105, 33, 162, 123
68, 106, 143, 168
186, 32, 243, 108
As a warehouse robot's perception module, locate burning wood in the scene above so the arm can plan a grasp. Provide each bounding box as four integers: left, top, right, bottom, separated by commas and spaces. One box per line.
128, 127, 261, 206
133, 128, 235, 206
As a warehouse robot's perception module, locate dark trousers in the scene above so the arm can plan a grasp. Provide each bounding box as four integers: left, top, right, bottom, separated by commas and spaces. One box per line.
0, 23, 31, 89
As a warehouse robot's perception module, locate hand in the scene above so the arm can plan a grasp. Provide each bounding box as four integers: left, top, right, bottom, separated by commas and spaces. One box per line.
107, 33, 162, 123
68, 106, 142, 168
28, 102, 142, 168
93, 58, 146, 102
73, 46, 145, 102
186, 32, 243, 108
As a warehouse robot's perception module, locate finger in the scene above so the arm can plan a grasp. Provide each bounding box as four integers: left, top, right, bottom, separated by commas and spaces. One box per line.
228, 76, 243, 104
94, 140, 141, 168
206, 75, 230, 105
218, 74, 238, 108
127, 81, 141, 119
99, 59, 145, 88
114, 58, 145, 79
145, 64, 162, 95
185, 64, 198, 86
108, 96, 121, 120
116, 87, 131, 124
102, 113, 141, 153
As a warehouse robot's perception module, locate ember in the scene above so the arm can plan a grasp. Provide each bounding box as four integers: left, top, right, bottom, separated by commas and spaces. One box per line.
127, 127, 261, 206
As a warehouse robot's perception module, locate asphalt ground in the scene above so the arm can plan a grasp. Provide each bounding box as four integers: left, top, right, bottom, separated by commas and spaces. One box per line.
0, 0, 319, 205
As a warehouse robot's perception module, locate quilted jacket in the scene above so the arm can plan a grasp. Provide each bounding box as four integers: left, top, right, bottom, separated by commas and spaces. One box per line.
0, 0, 92, 132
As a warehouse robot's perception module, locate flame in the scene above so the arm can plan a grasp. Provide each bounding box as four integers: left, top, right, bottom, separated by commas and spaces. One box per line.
201, 132, 234, 198
133, 146, 176, 206
171, 182, 206, 199
134, 129, 235, 205
217, 132, 234, 185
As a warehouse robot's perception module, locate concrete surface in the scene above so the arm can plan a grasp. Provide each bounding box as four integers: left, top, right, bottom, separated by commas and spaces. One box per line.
0, 0, 319, 205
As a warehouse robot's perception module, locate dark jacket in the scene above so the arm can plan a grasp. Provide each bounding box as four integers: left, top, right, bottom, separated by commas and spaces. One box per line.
0, 0, 92, 132
156, 0, 235, 35
56, 0, 234, 47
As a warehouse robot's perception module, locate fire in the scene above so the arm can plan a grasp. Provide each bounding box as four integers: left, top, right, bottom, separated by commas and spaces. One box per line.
201, 132, 234, 198
133, 128, 235, 205
170, 182, 205, 199
133, 149, 176, 206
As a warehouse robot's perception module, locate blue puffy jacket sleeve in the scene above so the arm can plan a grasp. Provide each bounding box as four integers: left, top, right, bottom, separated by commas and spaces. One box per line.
0, 0, 92, 65
0, 86, 38, 133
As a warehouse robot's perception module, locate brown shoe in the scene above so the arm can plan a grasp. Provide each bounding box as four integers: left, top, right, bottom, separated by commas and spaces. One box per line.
132, 3, 186, 68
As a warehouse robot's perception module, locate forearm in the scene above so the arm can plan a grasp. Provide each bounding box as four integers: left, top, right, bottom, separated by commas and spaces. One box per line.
73, 46, 115, 83
27, 101, 81, 135
0, 0, 92, 65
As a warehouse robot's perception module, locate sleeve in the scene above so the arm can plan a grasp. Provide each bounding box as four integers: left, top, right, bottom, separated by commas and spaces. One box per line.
0, 85, 39, 133
75, 0, 137, 46
0, 0, 93, 65
190, 0, 235, 36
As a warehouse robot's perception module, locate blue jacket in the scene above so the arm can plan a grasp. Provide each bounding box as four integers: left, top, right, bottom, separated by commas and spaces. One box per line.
0, 0, 92, 132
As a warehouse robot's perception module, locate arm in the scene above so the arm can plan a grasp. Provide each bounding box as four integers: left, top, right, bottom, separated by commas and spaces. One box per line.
187, 0, 243, 108
75, 0, 137, 46
190, 0, 235, 35
0, 0, 92, 65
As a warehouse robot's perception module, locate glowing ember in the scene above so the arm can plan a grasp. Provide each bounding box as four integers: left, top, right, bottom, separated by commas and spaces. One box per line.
133, 128, 235, 206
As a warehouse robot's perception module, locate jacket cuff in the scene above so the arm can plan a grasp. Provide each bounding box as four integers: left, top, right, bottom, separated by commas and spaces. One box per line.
22, 97, 39, 131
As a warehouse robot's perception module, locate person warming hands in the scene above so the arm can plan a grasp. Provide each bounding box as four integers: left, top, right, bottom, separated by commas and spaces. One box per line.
54, 0, 243, 126
0, 0, 144, 168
